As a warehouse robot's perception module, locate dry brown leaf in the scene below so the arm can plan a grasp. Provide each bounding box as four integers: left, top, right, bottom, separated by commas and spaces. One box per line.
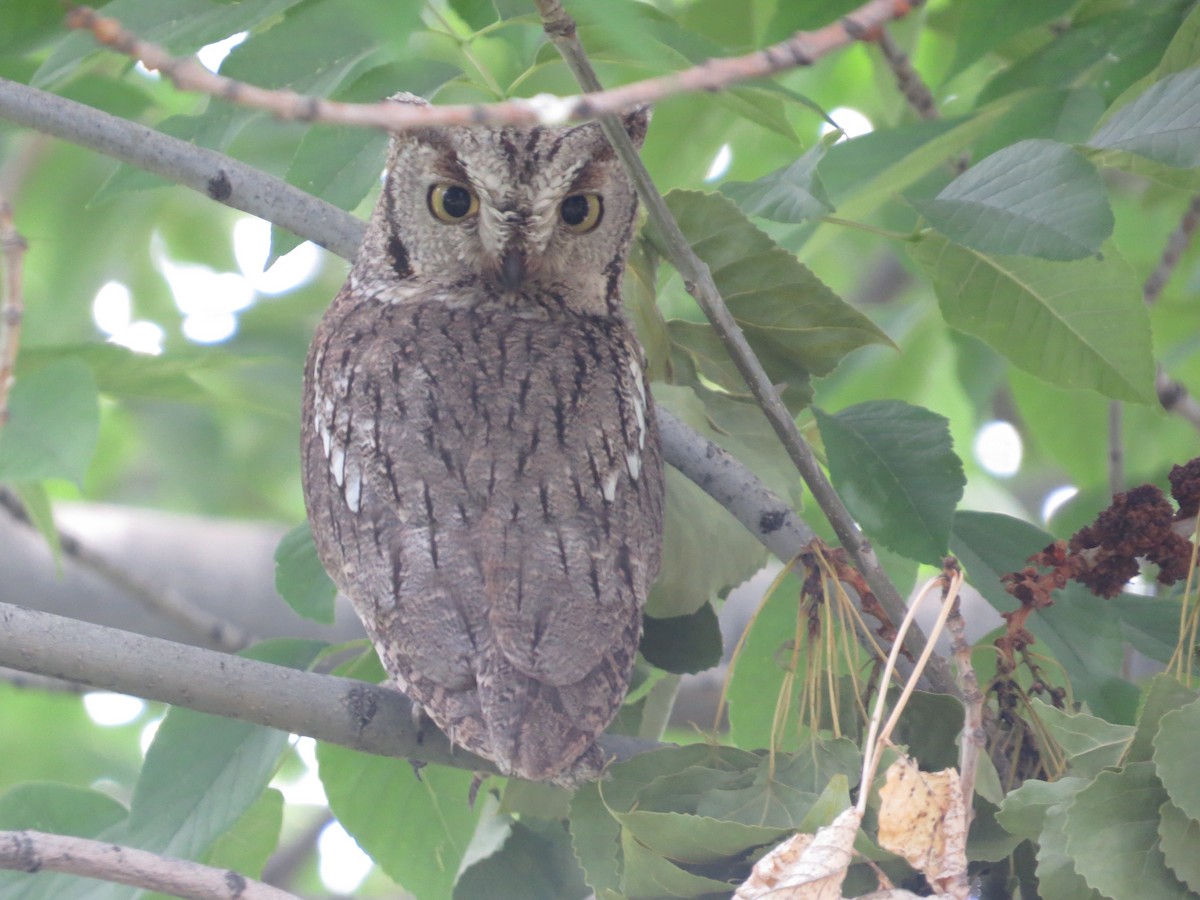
876, 757, 969, 899
735, 806, 862, 900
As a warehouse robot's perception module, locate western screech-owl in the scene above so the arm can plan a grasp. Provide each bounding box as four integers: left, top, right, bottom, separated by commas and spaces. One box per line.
301, 95, 664, 784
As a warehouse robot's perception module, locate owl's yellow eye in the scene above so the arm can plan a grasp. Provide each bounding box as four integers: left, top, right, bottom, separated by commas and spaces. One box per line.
560, 193, 603, 233
428, 183, 479, 223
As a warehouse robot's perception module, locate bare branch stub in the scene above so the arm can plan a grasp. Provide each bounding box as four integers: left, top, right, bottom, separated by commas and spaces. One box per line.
0, 200, 26, 429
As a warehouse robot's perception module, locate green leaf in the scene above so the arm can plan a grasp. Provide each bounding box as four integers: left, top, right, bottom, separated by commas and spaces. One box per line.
274, 521, 337, 624
1128, 674, 1198, 764
569, 780, 623, 898
720, 133, 837, 223
0, 358, 99, 485
204, 787, 284, 879
619, 827, 738, 898
639, 603, 722, 674
1063, 762, 1190, 899
12, 481, 61, 565
125, 640, 325, 860
815, 400, 965, 564
946, 0, 1078, 82
1153, 696, 1200, 824
910, 140, 1113, 260
1089, 67, 1200, 169
694, 739, 861, 828
997, 776, 1089, 841
658, 190, 891, 409
454, 818, 591, 900
1038, 803, 1107, 900
317, 745, 482, 900
909, 234, 1155, 402
1110, 595, 1182, 664
1027, 697, 1134, 777
0, 783, 127, 836
1158, 799, 1200, 893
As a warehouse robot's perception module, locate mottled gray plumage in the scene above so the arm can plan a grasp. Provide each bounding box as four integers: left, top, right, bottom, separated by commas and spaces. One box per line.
301, 95, 664, 784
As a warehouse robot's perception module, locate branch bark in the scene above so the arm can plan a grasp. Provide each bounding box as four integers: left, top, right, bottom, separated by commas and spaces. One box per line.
0, 601, 656, 773
0, 830, 301, 900
63, 1, 923, 131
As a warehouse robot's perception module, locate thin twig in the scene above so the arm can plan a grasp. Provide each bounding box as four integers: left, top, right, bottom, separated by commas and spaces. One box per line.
1108, 401, 1124, 495
1143, 194, 1200, 306
0, 487, 251, 652
0, 200, 26, 429
533, 0, 956, 698
876, 28, 937, 120
1142, 195, 1200, 433
0, 601, 658, 775
0, 830, 301, 900
66, 0, 924, 132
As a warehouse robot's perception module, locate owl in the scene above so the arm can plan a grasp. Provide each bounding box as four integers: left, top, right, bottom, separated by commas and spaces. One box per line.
301, 94, 665, 785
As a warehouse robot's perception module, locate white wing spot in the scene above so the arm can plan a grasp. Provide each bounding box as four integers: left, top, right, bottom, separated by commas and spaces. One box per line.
330, 444, 346, 487
343, 462, 362, 513
601, 469, 619, 504
629, 359, 647, 450
626, 450, 641, 481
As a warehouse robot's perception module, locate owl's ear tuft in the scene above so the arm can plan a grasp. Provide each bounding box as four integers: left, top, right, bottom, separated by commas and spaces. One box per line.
621, 106, 651, 149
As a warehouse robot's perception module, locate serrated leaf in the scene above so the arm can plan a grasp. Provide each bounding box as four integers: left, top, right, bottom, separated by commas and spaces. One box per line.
910, 139, 1112, 260
1152, 696, 1200, 824
1128, 675, 1198, 764
274, 521, 337, 624
1064, 761, 1189, 899
1158, 799, 1200, 893
1028, 697, 1133, 777
619, 827, 737, 898
721, 133, 837, 223
0, 358, 99, 485
815, 400, 964, 564
657, 190, 891, 409
909, 233, 1155, 402
454, 818, 591, 900
997, 776, 1088, 841
1038, 803, 1107, 900
317, 745, 481, 900
1089, 67, 1200, 168
639, 603, 722, 674
570, 780, 623, 898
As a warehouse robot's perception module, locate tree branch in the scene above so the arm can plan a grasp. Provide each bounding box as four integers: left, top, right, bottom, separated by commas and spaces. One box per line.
64, 0, 924, 132
0, 601, 656, 774
0, 199, 25, 429
533, 0, 955, 696
0, 830, 301, 900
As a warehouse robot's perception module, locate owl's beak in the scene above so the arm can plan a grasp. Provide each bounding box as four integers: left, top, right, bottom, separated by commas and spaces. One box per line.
500, 248, 526, 291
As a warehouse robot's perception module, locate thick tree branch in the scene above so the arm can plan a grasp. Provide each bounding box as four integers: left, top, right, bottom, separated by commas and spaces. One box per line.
0, 830, 300, 900
0, 77, 361, 259
64, 1, 923, 132
533, 0, 955, 696
0, 601, 655, 774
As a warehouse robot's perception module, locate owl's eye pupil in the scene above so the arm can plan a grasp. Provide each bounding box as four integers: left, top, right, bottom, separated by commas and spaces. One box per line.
441, 186, 473, 218
561, 195, 589, 226
560, 193, 603, 232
